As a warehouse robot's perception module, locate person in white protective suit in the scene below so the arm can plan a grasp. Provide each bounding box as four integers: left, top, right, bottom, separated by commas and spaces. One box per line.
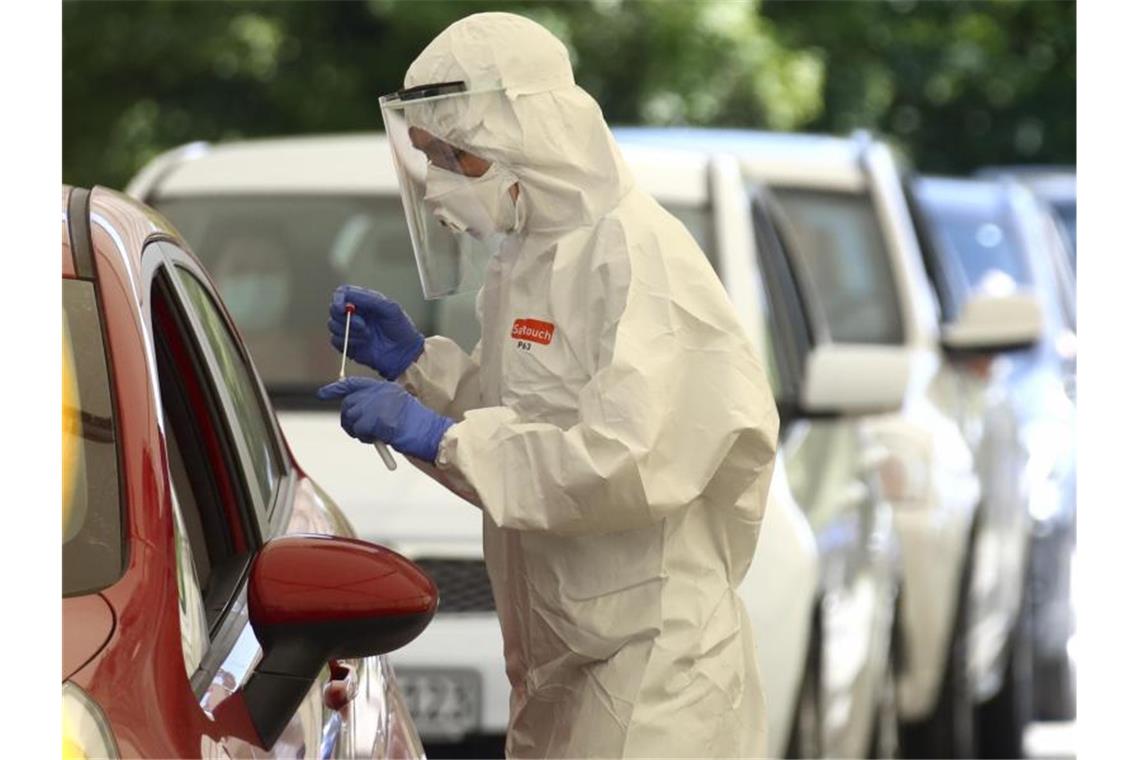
317, 12, 780, 758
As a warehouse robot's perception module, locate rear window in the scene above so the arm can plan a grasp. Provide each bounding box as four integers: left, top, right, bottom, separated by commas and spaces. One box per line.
63, 279, 123, 596
770, 187, 904, 345
154, 194, 713, 397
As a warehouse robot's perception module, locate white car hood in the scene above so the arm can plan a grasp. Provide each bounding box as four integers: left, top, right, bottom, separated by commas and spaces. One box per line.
278, 409, 484, 559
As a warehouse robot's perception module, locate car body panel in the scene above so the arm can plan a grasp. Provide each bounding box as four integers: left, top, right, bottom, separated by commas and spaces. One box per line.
705, 155, 820, 756
62, 186, 424, 758
870, 400, 978, 715
738, 452, 819, 756
128, 136, 821, 757
911, 175, 1077, 704
707, 156, 896, 758
780, 419, 900, 757
62, 594, 115, 681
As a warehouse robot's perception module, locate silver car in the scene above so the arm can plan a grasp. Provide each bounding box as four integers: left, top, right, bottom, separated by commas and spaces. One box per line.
615, 130, 911, 759
910, 175, 1077, 729
127, 136, 852, 758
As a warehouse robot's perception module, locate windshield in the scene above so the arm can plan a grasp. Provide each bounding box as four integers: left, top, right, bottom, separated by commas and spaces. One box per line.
769, 187, 904, 345
917, 192, 1032, 299
63, 279, 124, 596
155, 195, 714, 398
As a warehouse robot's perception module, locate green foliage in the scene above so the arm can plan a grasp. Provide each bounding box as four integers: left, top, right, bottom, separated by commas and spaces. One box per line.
63, 0, 1073, 189
762, 0, 1075, 172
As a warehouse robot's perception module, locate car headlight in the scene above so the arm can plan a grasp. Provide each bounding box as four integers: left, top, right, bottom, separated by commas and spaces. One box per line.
63, 682, 119, 759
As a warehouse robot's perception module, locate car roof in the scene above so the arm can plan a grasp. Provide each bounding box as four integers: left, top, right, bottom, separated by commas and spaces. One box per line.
612, 126, 869, 189
138, 132, 712, 206
975, 165, 1075, 204
63, 185, 187, 300
911, 175, 1011, 215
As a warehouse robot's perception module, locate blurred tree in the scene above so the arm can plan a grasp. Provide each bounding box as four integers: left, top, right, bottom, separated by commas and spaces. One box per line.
63, 0, 821, 188
762, 0, 1075, 172
63, 0, 1073, 189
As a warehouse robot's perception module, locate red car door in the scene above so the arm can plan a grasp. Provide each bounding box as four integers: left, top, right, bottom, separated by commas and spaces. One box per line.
144, 240, 361, 757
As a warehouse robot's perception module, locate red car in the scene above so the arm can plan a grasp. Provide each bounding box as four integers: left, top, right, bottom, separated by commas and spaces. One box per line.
62, 185, 436, 758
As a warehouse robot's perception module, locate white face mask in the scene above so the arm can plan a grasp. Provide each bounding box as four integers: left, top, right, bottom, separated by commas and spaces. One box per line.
424, 162, 521, 241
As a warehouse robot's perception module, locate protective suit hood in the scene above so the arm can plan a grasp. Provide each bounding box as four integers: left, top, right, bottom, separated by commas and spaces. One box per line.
403, 12, 634, 237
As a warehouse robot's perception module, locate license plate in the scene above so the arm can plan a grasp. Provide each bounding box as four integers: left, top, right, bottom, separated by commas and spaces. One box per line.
396, 668, 481, 740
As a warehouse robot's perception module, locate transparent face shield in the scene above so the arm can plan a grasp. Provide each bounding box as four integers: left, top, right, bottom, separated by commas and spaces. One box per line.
379, 82, 516, 299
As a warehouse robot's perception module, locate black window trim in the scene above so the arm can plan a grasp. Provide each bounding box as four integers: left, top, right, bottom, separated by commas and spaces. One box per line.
151, 273, 257, 632
141, 240, 297, 698
148, 255, 261, 610
154, 241, 290, 534
761, 188, 833, 348
750, 188, 828, 424
901, 172, 962, 321
752, 197, 806, 382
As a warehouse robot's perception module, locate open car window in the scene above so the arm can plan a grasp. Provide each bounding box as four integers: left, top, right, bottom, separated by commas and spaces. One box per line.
172, 262, 286, 516
151, 267, 256, 633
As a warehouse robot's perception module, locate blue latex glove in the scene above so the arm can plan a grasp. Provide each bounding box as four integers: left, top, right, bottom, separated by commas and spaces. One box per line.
328, 285, 425, 380
317, 377, 454, 462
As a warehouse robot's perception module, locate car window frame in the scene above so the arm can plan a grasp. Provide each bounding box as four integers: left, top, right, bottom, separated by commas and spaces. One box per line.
141, 239, 297, 697
902, 174, 964, 321
751, 187, 831, 425
153, 241, 292, 535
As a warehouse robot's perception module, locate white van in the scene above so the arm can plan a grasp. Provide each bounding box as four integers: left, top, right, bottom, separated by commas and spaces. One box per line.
128, 134, 901, 757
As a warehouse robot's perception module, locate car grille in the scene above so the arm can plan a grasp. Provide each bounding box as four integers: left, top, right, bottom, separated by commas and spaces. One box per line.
414, 558, 497, 613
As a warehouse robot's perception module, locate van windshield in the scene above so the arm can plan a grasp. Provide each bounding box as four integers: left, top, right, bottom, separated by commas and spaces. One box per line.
915, 189, 1033, 297
155, 195, 712, 402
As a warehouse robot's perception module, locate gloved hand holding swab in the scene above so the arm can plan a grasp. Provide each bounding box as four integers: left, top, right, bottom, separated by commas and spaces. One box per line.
339, 302, 398, 471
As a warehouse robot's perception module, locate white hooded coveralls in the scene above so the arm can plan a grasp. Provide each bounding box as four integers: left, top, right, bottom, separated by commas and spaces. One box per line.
396, 13, 780, 758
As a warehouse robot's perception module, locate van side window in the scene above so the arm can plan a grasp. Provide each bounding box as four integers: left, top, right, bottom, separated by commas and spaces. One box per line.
772, 187, 905, 345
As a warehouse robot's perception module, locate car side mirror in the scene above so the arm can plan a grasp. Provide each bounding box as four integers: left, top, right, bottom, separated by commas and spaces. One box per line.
940, 292, 1044, 354
797, 343, 911, 417
214, 535, 437, 749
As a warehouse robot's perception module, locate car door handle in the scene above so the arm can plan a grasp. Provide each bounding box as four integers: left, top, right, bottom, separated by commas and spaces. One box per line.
323, 659, 359, 712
